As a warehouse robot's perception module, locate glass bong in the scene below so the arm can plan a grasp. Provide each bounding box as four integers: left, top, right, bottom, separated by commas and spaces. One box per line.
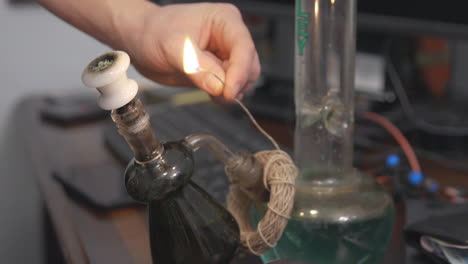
81, 51, 266, 264
251, 0, 395, 263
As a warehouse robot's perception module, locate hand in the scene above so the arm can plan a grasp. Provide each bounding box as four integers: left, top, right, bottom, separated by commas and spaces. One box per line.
116, 2, 261, 101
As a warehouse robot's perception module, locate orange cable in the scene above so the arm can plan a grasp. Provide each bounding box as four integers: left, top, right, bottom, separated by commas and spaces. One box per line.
363, 112, 421, 172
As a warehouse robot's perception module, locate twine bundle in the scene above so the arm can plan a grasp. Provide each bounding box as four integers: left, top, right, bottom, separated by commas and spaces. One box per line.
226, 99, 298, 255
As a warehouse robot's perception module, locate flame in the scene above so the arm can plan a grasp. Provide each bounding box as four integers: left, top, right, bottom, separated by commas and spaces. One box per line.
183, 37, 201, 74
314, 0, 319, 17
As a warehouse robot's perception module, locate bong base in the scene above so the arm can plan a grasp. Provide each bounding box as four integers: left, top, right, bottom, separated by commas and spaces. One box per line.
149, 181, 239, 264
252, 170, 395, 264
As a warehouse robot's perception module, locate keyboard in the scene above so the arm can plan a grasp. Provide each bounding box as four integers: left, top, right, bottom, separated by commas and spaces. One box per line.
104, 102, 289, 204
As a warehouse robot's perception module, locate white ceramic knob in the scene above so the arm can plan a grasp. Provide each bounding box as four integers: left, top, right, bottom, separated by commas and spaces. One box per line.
82, 51, 138, 110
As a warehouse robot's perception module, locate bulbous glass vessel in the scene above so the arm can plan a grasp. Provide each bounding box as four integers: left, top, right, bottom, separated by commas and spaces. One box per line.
124, 141, 240, 264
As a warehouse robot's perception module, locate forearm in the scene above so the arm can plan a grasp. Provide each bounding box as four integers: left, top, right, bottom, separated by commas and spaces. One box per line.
37, 0, 158, 50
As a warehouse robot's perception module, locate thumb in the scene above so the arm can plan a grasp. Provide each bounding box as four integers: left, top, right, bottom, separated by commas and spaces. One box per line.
186, 50, 226, 96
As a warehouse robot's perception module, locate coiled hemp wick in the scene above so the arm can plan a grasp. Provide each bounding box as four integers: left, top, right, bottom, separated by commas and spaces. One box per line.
226, 98, 298, 255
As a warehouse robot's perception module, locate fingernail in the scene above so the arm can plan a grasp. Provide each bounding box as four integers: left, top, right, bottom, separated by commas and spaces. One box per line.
203, 73, 224, 95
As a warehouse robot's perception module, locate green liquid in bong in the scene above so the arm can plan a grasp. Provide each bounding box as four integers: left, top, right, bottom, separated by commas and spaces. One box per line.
252, 190, 394, 264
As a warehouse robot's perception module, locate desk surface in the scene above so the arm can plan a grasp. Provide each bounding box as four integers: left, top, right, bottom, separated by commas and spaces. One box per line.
17, 96, 155, 263
17, 96, 410, 264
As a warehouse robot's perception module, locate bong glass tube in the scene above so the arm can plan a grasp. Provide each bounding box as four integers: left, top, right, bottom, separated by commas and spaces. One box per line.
295, 0, 355, 182
254, 1, 394, 263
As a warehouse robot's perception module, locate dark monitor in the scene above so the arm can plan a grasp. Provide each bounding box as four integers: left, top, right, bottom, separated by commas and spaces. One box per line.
358, 0, 468, 39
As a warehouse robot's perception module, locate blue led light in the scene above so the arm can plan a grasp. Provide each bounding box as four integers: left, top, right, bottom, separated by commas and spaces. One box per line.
386, 154, 400, 168
408, 171, 424, 185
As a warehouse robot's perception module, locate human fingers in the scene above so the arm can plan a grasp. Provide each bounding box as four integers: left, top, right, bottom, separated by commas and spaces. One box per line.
223, 37, 256, 100
211, 6, 258, 100
243, 52, 262, 93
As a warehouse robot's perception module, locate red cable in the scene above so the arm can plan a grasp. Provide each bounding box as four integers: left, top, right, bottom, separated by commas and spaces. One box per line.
363, 112, 421, 172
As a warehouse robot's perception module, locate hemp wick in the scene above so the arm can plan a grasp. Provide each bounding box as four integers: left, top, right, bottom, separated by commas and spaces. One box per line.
226, 98, 298, 255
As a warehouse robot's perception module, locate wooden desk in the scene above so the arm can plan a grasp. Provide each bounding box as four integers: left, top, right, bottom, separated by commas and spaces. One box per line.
16, 96, 405, 264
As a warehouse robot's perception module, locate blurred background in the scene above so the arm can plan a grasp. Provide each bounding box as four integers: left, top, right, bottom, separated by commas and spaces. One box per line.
0, 1, 144, 262
2, 0, 468, 263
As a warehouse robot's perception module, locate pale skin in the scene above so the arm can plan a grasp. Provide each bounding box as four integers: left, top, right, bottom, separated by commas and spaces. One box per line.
37, 0, 261, 101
